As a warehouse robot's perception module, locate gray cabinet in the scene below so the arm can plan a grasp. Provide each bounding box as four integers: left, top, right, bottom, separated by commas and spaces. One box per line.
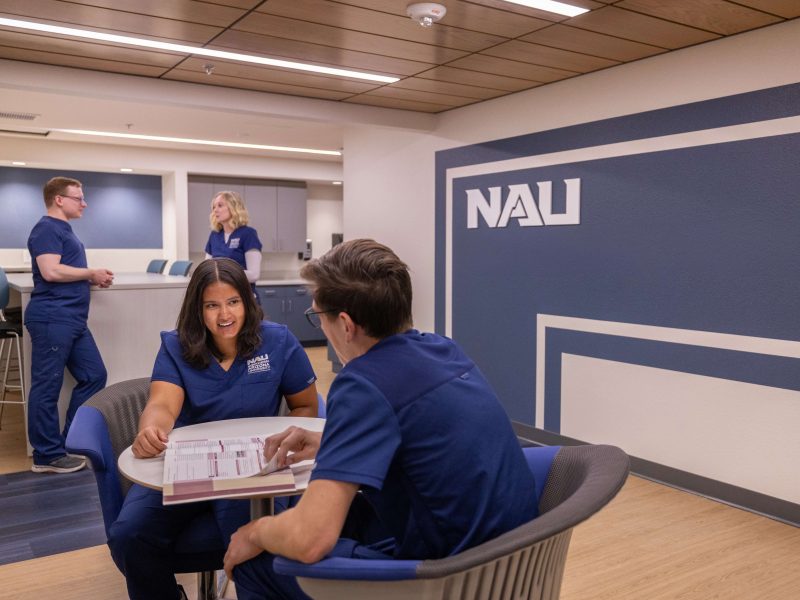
188, 176, 307, 255
257, 285, 326, 344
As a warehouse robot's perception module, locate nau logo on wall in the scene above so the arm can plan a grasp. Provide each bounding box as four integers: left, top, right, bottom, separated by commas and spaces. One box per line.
466, 178, 581, 229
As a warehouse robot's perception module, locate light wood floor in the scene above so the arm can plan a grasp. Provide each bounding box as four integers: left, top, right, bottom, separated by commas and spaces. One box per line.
1, 346, 798, 599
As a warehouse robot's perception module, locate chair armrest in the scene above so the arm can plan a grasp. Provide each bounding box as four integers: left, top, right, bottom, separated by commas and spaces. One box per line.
273, 556, 420, 581
65, 405, 109, 470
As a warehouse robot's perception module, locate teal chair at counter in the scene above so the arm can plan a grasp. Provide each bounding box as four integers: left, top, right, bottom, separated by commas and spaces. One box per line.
146, 259, 168, 274
168, 260, 193, 276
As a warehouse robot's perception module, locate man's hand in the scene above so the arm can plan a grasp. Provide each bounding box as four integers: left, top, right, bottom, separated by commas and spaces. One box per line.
132, 425, 168, 458
264, 427, 322, 469
90, 268, 114, 288
224, 520, 266, 581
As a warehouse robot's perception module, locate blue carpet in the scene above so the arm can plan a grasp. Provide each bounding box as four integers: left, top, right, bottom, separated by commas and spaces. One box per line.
0, 468, 106, 565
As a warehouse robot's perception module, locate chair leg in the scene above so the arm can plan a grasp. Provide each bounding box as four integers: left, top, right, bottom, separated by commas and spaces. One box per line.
0, 333, 25, 431
196, 570, 218, 600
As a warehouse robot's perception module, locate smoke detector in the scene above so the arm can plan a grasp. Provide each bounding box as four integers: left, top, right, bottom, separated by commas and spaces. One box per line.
406, 3, 446, 27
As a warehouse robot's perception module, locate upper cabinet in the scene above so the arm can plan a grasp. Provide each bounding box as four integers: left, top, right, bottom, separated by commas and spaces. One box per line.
188, 176, 307, 255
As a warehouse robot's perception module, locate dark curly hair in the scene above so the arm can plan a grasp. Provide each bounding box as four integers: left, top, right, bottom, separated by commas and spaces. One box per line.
176, 258, 263, 369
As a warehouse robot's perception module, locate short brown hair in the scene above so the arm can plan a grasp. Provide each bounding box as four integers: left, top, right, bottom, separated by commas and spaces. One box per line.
177, 258, 263, 369
300, 239, 412, 338
43, 177, 82, 208
210, 191, 250, 231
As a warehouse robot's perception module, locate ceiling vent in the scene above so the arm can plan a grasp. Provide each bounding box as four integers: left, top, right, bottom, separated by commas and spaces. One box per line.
0, 111, 40, 121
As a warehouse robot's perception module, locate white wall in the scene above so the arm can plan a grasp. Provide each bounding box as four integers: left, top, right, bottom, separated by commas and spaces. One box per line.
343, 18, 800, 333
307, 183, 343, 259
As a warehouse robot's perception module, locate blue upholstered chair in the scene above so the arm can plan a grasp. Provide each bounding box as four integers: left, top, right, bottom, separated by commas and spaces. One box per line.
146, 259, 168, 274
168, 260, 193, 276
65, 378, 224, 600
274, 444, 630, 600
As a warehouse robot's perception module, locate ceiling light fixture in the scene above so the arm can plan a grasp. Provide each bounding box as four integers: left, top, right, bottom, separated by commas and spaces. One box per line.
53, 128, 342, 156
499, 0, 589, 18
332, 181, 342, 185
0, 17, 400, 84
120, 168, 134, 172
12, 161, 27, 165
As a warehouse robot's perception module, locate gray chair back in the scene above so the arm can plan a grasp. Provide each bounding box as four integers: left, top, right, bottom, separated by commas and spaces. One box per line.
85, 377, 150, 497
413, 445, 629, 598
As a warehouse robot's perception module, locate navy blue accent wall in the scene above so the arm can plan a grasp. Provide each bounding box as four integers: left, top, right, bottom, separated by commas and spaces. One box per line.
0, 167, 162, 248
436, 81, 800, 427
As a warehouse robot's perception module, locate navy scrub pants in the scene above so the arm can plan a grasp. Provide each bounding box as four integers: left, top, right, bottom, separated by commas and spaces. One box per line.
25, 320, 107, 465
108, 485, 252, 600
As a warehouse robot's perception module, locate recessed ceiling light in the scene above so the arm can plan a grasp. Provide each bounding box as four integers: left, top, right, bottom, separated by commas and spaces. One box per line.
53, 128, 342, 156
0, 17, 400, 84
120, 168, 134, 172
332, 181, 342, 185
499, 0, 588, 17
12, 161, 26, 165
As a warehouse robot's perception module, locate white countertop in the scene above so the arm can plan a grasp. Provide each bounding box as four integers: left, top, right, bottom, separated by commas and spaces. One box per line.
7, 271, 190, 293
256, 279, 306, 286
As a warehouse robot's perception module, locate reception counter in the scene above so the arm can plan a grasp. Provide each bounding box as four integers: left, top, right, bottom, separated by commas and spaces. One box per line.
8, 272, 190, 454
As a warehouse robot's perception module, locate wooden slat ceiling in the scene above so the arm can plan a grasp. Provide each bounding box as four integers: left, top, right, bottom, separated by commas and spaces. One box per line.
0, 0, 797, 114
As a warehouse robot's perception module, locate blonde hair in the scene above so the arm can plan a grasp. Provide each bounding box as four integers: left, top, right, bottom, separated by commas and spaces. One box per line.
210, 191, 250, 231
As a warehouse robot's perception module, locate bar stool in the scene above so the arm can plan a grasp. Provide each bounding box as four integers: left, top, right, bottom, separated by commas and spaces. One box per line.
0, 268, 26, 428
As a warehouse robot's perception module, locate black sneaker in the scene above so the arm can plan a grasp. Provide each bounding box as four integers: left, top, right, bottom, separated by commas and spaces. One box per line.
31, 455, 86, 474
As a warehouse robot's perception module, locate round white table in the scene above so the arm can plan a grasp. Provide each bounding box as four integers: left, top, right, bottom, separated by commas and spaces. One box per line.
118, 416, 325, 517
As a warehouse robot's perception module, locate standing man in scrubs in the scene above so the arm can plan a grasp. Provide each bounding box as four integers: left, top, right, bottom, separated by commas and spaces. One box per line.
205, 190, 262, 298
26, 176, 114, 474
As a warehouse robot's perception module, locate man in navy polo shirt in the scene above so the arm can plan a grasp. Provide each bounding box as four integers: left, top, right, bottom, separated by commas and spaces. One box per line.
224, 239, 538, 600
25, 176, 114, 474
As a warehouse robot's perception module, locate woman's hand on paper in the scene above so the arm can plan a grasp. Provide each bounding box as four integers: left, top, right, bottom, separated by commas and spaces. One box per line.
132, 425, 169, 458
264, 426, 322, 469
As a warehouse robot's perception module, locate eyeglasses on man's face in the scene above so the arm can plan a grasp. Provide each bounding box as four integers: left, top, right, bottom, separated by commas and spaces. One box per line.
59, 194, 85, 203
304, 307, 340, 329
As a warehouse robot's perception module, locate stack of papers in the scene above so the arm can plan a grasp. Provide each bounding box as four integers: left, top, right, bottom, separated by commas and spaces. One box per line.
162, 437, 297, 505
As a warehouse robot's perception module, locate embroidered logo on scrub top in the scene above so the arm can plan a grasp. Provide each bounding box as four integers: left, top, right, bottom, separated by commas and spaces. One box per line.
247, 353, 271, 374
229, 237, 241, 249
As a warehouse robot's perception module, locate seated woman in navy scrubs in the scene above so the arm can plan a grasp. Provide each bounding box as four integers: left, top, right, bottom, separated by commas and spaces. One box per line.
108, 257, 318, 600
205, 190, 263, 296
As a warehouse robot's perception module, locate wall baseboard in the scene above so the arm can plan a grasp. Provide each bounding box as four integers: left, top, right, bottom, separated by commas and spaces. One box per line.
512, 422, 799, 527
